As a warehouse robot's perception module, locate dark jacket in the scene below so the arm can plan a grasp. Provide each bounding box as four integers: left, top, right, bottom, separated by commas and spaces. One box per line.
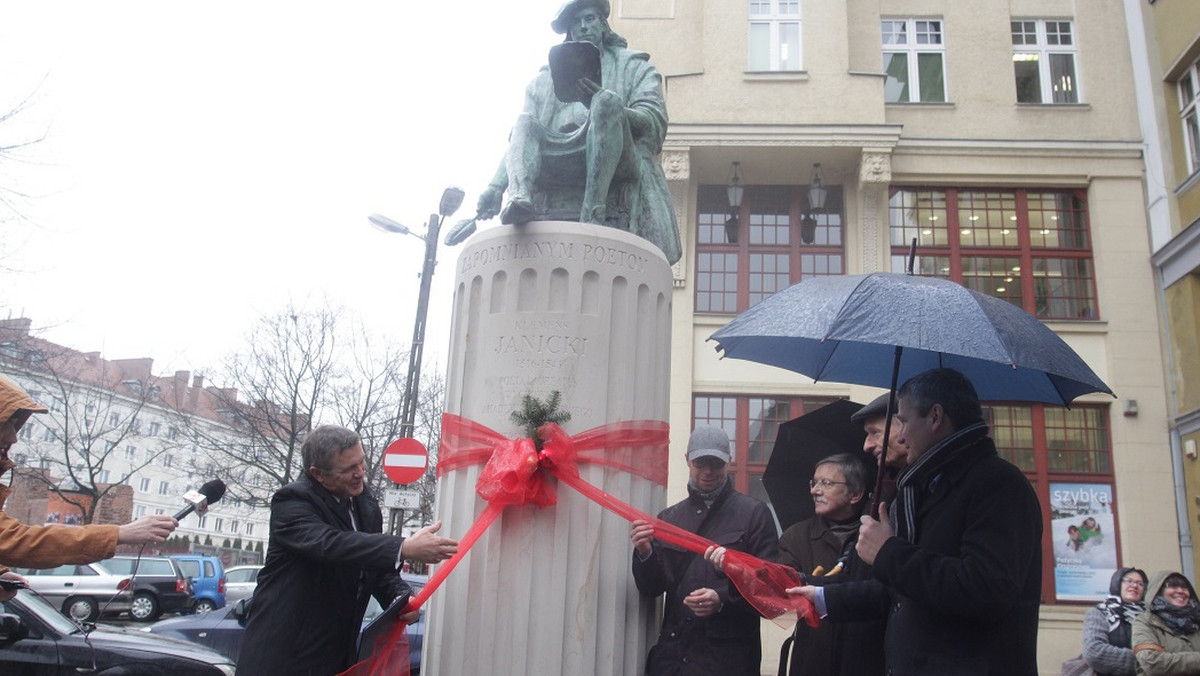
237, 475, 410, 676
775, 515, 849, 676
824, 429, 1043, 676
632, 479, 778, 676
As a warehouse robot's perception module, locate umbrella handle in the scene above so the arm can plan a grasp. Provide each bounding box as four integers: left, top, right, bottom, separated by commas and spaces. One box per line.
870, 345, 904, 519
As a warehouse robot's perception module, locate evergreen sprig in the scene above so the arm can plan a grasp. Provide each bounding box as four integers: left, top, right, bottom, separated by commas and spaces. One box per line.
510, 390, 571, 447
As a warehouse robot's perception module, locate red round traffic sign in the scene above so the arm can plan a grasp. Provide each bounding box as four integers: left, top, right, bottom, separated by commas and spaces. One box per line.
382, 438, 429, 484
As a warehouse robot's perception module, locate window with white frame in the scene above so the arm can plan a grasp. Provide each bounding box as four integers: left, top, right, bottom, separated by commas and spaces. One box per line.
138, 477, 150, 492
148, 422, 161, 437
1011, 19, 1079, 104
1180, 57, 1200, 176
231, 520, 239, 534
18, 422, 32, 440
125, 446, 135, 461
748, 0, 801, 72
135, 505, 146, 518
882, 18, 946, 103
158, 480, 169, 496
215, 518, 224, 533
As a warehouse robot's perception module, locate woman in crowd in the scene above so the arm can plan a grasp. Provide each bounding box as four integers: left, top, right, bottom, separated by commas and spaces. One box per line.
1082, 567, 1147, 675
1131, 570, 1200, 674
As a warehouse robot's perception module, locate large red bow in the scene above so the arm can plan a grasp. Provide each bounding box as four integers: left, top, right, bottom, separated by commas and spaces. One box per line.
339, 414, 816, 676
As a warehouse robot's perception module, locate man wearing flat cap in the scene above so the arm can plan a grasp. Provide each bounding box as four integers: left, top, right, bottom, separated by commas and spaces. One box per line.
474, 0, 682, 264
0, 374, 178, 600
629, 426, 777, 675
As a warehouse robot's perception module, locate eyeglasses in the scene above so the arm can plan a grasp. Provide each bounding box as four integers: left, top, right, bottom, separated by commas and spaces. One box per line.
1121, 578, 1146, 588
809, 479, 848, 490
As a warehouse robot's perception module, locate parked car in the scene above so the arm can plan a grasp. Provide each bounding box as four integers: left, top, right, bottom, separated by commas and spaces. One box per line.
149, 573, 428, 673
100, 555, 193, 621
0, 591, 235, 675
171, 554, 226, 613
13, 562, 133, 622
221, 564, 261, 604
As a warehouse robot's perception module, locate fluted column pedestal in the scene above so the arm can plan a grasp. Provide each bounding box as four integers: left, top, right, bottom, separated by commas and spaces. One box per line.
427, 222, 673, 676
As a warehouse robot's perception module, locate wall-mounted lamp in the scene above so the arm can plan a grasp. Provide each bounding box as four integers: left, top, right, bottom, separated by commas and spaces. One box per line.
807, 162, 828, 212
800, 215, 818, 245
725, 161, 745, 244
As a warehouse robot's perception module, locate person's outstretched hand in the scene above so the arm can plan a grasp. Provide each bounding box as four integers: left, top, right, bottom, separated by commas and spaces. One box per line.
401, 521, 459, 564
856, 501, 894, 565
117, 514, 179, 545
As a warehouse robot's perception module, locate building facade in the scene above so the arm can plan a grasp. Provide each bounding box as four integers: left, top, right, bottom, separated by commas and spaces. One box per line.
0, 318, 269, 561
611, 1, 1177, 671
1128, 0, 1200, 581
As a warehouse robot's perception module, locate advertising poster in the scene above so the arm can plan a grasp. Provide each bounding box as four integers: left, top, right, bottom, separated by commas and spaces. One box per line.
1050, 482, 1118, 601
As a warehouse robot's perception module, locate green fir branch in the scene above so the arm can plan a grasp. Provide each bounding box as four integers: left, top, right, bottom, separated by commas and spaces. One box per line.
510, 390, 571, 448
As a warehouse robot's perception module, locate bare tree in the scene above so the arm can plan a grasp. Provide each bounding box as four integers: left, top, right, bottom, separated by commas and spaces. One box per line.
180, 305, 341, 508
0, 332, 180, 524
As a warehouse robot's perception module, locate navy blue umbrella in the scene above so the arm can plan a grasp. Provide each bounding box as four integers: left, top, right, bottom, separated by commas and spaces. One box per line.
710, 272, 1113, 517
708, 272, 1113, 406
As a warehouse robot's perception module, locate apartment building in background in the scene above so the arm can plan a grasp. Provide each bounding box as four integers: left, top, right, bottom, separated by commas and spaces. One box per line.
610, 1, 1176, 670
0, 318, 268, 562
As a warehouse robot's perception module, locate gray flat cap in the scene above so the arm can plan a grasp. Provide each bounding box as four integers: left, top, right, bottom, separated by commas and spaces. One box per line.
850, 393, 897, 423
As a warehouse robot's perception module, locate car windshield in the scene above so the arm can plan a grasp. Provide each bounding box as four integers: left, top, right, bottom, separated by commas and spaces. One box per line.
3, 592, 84, 635
176, 560, 200, 577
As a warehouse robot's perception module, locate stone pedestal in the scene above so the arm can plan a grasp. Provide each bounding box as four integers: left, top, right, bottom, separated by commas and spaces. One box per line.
427, 222, 673, 676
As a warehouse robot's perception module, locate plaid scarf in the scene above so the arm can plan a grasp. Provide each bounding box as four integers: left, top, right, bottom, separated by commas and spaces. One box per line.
892, 421, 989, 543
1150, 595, 1200, 635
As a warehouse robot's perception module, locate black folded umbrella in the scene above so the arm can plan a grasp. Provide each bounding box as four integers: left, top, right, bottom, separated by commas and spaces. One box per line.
762, 399, 867, 532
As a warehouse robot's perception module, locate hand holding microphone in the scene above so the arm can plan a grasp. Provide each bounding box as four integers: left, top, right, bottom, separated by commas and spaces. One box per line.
174, 479, 227, 520
117, 479, 226, 545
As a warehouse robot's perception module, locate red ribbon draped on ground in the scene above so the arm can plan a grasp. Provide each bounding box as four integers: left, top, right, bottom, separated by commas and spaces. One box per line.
339, 414, 817, 676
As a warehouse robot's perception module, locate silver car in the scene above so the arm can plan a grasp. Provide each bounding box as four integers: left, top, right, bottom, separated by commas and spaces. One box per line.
221, 565, 261, 604
15, 562, 134, 622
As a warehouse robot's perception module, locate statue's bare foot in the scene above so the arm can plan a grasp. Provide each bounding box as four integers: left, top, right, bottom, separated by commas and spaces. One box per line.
500, 198, 535, 225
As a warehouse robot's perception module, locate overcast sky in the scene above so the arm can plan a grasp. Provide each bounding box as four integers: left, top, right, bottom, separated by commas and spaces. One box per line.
1, 2, 561, 376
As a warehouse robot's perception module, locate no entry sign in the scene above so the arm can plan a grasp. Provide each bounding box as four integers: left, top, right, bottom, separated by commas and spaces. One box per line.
382, 438, 428, 485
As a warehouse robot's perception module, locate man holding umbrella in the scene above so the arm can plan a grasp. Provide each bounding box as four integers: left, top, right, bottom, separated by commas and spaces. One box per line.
795, 368, 1043, 676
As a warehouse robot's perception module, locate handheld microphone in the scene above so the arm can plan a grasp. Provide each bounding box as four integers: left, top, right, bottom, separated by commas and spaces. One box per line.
173, 479, 227, 520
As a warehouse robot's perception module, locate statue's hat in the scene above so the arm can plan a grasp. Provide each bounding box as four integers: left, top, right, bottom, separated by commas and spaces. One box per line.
551, 0, 610, 34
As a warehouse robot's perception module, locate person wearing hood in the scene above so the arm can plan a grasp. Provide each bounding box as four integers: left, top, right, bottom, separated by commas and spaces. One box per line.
1132, 570, 1200, 675
630, 425, 778, 675
1082, 566, 1148, 675
0, 374, 178, 601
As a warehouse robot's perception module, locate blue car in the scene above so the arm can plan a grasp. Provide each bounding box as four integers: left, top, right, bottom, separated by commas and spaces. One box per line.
148, 573, 427, 674
169, 555, 226, 613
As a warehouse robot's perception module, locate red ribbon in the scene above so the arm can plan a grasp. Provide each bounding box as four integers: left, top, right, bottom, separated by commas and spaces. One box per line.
339, 414, 817, 676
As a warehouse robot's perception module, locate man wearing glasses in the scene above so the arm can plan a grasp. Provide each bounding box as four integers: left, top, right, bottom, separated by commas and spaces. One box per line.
238, 425, 459, 675
771, 453, 869, 676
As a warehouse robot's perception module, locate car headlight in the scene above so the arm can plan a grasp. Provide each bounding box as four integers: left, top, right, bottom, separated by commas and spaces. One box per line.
214, 664, 236, 676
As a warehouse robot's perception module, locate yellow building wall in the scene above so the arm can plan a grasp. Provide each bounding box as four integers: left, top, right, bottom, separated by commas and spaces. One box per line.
1166, 275, 1200, 414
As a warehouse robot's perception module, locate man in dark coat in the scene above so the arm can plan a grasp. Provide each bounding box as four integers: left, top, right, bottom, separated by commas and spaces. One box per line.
798, 368, 1043, 676
237, 425, 458, 676
630, 426, 778, 676
774, 452, 867, 676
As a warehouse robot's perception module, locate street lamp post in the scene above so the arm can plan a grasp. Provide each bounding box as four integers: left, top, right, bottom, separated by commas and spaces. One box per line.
369, 186, 465, 441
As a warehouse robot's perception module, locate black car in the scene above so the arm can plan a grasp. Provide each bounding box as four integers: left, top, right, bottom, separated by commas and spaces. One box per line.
149, 573, 427, 673
0, 591, 235, 675
100, 555, 194, 621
